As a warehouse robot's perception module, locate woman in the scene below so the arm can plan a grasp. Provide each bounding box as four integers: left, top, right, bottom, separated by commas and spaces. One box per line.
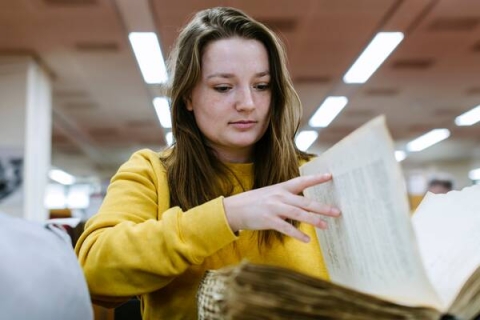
75, 7, 340, 319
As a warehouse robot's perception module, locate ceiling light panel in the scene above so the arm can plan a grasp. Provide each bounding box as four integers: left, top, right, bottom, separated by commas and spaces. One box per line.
309, 96, 348, 128
343, 32, 404, 84
406, 129, 450, 152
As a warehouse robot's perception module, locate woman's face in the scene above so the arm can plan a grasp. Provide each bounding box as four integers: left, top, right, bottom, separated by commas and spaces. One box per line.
186, 37, 271, 163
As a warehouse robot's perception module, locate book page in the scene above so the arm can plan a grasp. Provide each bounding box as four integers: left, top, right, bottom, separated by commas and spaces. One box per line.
301, 116, 443, 310
412, 185, 480, 309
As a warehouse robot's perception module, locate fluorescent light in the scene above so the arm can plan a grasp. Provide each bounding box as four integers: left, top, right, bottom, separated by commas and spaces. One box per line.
343, 32, 404, 84
49, 169, 75, 185
469, 168, 480, 180
128, 32, 168, 84
395, 150, 407, 162
153, 97, 172, 128
309, 96, 348, 127
295, 130, 318, 151
166, 132, 173, 146
406, 129, 450, 152
455, 105, 480, 126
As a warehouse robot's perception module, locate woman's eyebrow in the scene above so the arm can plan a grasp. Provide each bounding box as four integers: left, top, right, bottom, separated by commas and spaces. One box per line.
255, 71, 270, 77
206, 71, 270, 79
206, 73, 235, 79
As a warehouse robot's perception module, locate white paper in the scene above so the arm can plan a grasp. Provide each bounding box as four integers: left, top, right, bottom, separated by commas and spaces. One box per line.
413, 185, 480, 309
301, 116, 443, 310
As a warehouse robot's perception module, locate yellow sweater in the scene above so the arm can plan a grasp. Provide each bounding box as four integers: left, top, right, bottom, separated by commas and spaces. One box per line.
75, 149, 328, 319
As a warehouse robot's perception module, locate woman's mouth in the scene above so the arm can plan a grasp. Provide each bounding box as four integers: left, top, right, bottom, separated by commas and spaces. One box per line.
229, 120, 257, 130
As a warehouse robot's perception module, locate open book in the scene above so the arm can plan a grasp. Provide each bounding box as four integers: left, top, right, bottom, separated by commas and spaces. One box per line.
197, 116, 480, 320
300, 116, 480, 319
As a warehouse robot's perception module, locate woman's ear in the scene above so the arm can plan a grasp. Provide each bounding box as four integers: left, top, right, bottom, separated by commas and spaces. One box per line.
184, 96, 193, 111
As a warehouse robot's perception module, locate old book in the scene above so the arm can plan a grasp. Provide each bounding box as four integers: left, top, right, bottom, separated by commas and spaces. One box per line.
299, 116, 480, 319
197, 116, 480, 319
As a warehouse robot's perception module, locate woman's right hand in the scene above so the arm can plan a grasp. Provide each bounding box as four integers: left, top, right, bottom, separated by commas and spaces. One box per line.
223, 173, 341, 243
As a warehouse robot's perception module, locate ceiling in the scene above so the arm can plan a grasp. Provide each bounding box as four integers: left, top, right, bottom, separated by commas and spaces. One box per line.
1, 0, 480, 180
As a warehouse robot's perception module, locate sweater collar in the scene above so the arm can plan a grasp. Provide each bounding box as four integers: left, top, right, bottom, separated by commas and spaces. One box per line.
224, 162, 254, 177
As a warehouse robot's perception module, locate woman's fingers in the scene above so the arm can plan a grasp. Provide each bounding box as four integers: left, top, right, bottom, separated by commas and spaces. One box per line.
223, 173, 340, 239
272, 218, 312, 243
288, 194, 341, 217
280, 173, 341, 218
281, 205, 330, 229
283, 173, 333, 195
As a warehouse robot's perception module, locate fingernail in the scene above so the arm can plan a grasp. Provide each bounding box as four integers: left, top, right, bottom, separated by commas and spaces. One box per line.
322, 173, 332, 179
303, 236, 310, 243
317, 220, 327, 229
331, 208, 341, 215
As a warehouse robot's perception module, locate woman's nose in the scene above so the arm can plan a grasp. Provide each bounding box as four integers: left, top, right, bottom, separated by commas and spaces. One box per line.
235, 87, 255, 112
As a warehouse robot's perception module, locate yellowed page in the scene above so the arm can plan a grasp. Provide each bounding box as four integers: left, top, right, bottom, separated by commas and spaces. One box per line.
301, 116, 444, 310
413, 185, 480, 309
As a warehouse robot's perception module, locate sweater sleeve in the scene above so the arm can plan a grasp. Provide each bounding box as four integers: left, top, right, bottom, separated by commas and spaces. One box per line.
74, 149, 238, 306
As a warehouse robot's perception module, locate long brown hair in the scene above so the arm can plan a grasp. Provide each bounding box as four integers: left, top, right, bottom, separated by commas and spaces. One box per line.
161, 7, 311, 246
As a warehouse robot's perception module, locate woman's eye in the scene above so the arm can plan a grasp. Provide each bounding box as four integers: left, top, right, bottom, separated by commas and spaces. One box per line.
214, 86, 231, 93
254, 83, 270, 91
